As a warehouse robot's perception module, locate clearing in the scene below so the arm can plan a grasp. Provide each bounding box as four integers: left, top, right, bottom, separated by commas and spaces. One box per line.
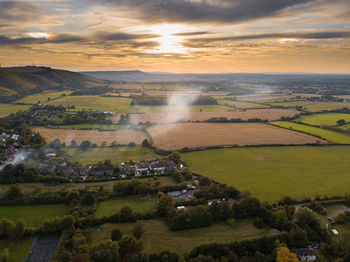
148, 123, 325, 150
34, 127, 146, 146
182, 146, 350, 203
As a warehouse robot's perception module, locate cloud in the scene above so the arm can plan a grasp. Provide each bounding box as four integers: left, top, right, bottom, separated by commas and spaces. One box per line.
0, 1, 41, 22
100, 0, 315, 23
173, 31, 211, 36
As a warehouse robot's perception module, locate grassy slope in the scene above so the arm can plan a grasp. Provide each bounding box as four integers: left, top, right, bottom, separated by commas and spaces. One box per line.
0, 238, 33, 262
271, 121, 350, 144
90, 220, 269, 254
95, 198, 157, 217
0, 204, 68, 227
15, 91, 73, 104
64, 146, 157, 164
46, 95, 132, 112
182, 146, 350, 203
295, 113, 350, 126
0, 104, 31, 114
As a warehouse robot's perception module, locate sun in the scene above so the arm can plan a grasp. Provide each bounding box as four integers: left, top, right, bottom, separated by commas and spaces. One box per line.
148, 24, 188, 54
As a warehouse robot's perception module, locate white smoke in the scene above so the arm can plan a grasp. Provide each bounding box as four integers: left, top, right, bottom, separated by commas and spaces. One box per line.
0, 151, 28, 172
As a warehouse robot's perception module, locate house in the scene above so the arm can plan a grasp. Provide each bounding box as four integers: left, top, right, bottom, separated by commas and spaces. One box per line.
136, 164, 149, 174
90, 166, 114, 176
332, 229, 339, 235
177, 206, 186, 211
293, 249, 317, 261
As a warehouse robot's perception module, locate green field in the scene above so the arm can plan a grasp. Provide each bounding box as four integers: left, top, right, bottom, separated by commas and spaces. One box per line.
0, 104, 31, 115
64, 146, 158, 164
0, 204, 68, 227
95, 198, 157, 217
217, 99, 269, 109
182, 146, 350, 203
295, 113, 350, 126
90, 219, 269, 254
269, 101, 350, 112
46, 95, 132, 112
271, 121, 350, 144
49, 123, 132, 130
15, 91, 72, 104
0, 238, 33, 262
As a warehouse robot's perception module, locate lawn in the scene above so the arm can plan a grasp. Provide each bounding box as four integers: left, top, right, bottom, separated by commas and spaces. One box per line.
46, 95, 132, 112
14, 91, 72, 104
0, 204, 68, 227
95, 198, 157, 217
90, 219, 269, 254
269, 101, 350, 112
0, 237, 33, 262
295, 113, 350, 126
64, 146, 158, 164
271, 121, 350, 144
0, 104, 31, 115
182, 146, 350, 203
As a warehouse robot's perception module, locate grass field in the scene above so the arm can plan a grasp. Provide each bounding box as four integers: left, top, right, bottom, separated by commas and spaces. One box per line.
90, 219, 269, 254
217, 99, 269, 109
95, 198, 157, 217
64, 146, 157, 164
48, 123, 132, 130
131, 105, 230, 112
0, 204, 68, 227
148, 123, 324, 150
271, 121, 350, 144
46, 95, 132, 112
269, 101, 350, 112
0, 237, 33, 262
129, 108, 300, 124
295, 113, 350, 126
15, 91, 72, 104
182, 146, 350, 203
0, 104, 31, 115
34, 127, 146, 146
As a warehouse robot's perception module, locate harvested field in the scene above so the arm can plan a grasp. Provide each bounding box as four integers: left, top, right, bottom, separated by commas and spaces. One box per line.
148, 123, 325, 150
129, 108, 300, 124
34, 127, 146, 145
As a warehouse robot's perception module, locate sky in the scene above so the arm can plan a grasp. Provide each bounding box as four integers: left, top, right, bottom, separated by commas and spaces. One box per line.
0, 0, 350, 73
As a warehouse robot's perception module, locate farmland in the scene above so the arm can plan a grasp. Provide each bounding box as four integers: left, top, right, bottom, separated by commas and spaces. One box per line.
0, 104, 31, 116
34, 127, 146, 146
129, 108, 300, 124
131, 104, 230, 112
295, 113, 350, 126
0, 204, 68, 227
14, 91, 72, 104
217, 99, 269, 109
48, 123, 132, 130
271, 121, 350, 144
46, 95, 132, 112
90, 219, 269, 254
95, 198, 157, 217
148, 123, 324, 150
269, 101, 350, 112
182, 146, 350, 203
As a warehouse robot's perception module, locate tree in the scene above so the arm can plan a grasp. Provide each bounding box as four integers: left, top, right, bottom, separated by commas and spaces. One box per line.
157, 193, 175, 217
10, 220, 25, 240
294, 207, 315, 227
81, 191, 95, 205
4, 184, 22, 200
119, 205, 134, 222
0, 248, 9, 262
111, 228, 123, 242
80, 140, 91, 151
337, 119, 346, 126
102, 141, 107, 147
288, 227, 308, 248
276, 246, 299, 262
141, 139, 151, 148
57, 250, 72, 262
132, 220, 145, 240
89, 241, 119, 262
118, 236, 143, 260
149, 250, 179, 262
70, 140, 77, 148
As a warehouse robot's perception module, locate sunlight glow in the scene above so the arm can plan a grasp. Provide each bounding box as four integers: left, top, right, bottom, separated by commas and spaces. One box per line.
26, 32, 50, 39
147, 24, 187, 54
279, 38, 298, 43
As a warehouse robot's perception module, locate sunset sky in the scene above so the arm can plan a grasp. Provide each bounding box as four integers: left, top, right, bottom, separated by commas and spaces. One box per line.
0, 0, 350, 73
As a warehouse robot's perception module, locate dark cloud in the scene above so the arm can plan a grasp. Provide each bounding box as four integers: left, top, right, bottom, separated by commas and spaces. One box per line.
0, 1, 41, 22
101, 0, 315, 23
94, 32, 159, 41
173, 31, 211, 36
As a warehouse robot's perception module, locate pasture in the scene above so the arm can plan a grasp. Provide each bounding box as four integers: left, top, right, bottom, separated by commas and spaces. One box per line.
95, 198, 157, 217
64, 146, 157, 164
0, 104, 31, 116
0, 238, 33, 262
295, 113, 350, 126
14, 91, 72, 104
90, 219, 269, 254
148, 123, 324, 150
269, 101, 350, 112
46, 95, 132, 112
271, 121, 350, 144
0, 204, 68, 227
182, 146, 350, 203
34, 127, 146, 146
129, 108, 300, 124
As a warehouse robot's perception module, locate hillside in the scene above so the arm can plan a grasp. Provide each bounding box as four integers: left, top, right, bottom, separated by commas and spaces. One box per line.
0, 66, 108, 101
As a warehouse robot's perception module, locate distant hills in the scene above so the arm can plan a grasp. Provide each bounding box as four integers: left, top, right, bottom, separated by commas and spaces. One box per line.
0, 66, 107, 101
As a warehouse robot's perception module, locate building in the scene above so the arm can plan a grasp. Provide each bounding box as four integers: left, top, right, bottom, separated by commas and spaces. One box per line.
293, 248, 317, 261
